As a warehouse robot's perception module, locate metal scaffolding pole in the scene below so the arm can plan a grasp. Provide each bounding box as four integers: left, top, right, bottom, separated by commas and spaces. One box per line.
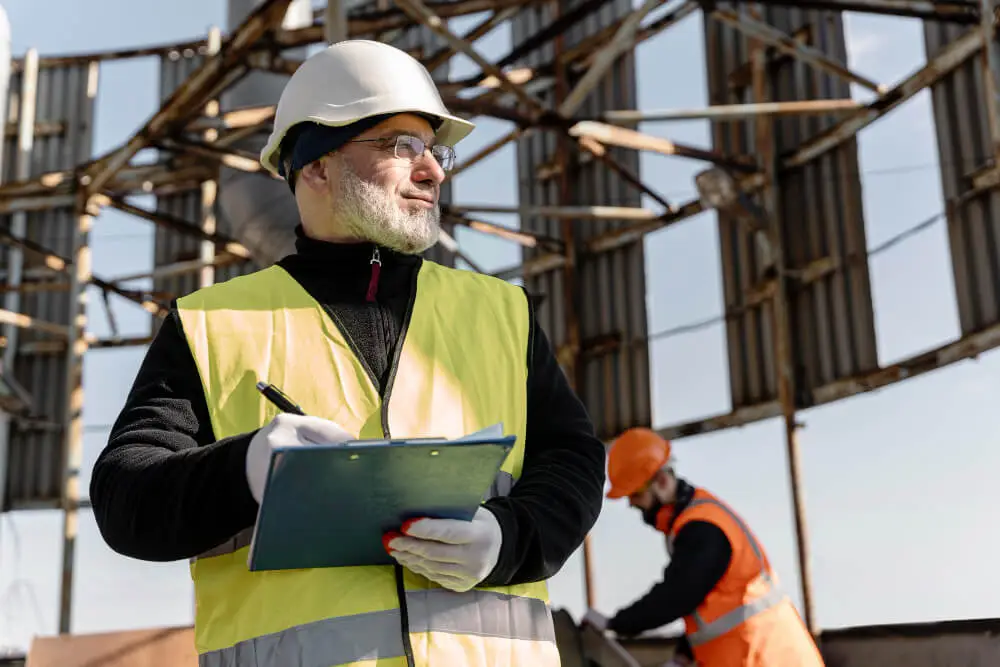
747, 7, 816, 632
58, 184, 98, 634
0, 43, 31, 518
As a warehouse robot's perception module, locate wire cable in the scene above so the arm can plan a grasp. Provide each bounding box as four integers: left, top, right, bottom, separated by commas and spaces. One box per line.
646, 209, 946, 343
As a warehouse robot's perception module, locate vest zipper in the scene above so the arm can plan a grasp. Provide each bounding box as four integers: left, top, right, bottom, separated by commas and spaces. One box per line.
366, 246, 382, 302
381, 264, 419, 667
395, 563, 416, 667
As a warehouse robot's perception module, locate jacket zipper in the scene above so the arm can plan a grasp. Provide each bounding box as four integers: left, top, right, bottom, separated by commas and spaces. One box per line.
366, 247, 381, 302
316, 255, 421, 667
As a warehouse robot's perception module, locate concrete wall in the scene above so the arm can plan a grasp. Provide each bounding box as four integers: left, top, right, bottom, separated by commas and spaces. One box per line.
614, 618, 1000, 667
819, 619, 1000, 667
26, 627, 196, 667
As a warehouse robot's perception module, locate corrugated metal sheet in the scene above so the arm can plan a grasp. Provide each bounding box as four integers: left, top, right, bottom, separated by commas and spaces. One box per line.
157, 53, 215, 303
705, 6, 878, 408
512, 0, 652, 441
923, 22, 1000, 333
0, 62, 96, 510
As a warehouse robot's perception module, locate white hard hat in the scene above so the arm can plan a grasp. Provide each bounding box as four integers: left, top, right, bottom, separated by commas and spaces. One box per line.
260, 40, 476, 177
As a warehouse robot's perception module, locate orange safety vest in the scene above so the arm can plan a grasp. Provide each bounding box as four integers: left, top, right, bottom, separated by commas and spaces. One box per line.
662, 488, 825, 667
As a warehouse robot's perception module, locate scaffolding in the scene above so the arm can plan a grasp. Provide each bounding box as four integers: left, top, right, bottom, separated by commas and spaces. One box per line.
1, 0, 999, 639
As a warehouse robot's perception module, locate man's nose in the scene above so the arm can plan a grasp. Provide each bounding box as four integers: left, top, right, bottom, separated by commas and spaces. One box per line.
411, 151, 446, 185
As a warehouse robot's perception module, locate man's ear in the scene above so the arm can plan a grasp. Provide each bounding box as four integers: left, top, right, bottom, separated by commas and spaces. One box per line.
653, 468, 673, 490
295, 158, 331, 193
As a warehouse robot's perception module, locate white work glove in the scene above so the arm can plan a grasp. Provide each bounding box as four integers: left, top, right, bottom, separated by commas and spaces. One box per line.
386, 507, 502, 592
245, 413, 353, 503
582, 608, 609, 632
660, 659, 693, 667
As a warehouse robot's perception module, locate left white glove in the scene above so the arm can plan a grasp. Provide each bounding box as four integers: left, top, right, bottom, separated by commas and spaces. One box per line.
386, 507, 502, 592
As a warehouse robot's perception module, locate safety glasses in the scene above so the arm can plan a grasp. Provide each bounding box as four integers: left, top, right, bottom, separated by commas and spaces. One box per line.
351, 134, 456, 172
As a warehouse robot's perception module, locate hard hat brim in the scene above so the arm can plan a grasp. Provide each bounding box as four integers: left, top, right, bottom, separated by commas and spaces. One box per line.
605, 485, 630, 500
260, 110, 476, 177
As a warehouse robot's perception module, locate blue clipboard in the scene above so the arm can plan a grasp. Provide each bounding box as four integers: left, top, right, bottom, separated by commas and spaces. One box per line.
247, 425, 515, 572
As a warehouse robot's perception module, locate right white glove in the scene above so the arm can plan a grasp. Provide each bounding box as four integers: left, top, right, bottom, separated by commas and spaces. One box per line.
582, 609, 609, 632
245, 413, 353, 503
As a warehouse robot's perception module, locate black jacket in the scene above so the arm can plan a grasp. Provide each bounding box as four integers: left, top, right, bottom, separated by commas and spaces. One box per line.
89, 229, 607, 589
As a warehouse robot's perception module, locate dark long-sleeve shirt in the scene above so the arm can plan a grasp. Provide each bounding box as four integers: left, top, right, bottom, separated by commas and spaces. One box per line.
607, 520, 733, 638
89, 228, 607, 588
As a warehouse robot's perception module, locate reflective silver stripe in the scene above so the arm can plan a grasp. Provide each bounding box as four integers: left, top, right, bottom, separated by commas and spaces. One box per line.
199, 588, 554, 667
406, 588, 555, 641
682, 497, 785, 647
199, 606, 404, 667
194, 469, 516, 561
688, 587, 786, 646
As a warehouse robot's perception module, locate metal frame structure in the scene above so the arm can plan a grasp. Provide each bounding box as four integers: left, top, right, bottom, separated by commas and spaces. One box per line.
0, 0, 998, 637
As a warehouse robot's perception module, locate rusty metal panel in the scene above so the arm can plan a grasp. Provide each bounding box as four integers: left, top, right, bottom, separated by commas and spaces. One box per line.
0, 62, 97, 510
704, 6, 878, 409
923, 22, 1000, 333
154, 51, 257, 311
512, 0, 652, 441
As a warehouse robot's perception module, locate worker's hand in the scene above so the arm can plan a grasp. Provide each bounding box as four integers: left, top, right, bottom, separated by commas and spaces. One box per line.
245, 413, 353, 503
582, 608, 609, 632
385, 507, 503, 592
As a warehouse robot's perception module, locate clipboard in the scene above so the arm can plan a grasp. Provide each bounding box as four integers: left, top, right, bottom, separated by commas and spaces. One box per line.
246, 424, 515, 572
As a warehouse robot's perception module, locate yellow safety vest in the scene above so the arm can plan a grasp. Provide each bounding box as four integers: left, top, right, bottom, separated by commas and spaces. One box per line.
175, 259, 559, 667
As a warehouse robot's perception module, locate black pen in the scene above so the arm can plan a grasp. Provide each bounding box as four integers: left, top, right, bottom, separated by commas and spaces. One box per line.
256, 381, 306, 416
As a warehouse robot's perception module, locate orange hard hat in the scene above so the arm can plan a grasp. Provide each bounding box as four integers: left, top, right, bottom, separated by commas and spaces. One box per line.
606, 427, 671, 499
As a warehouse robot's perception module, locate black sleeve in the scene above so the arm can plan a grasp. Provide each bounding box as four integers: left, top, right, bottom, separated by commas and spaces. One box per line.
606, 521, 733, 637
481, 295, 607, 586
89, 310, 260, 562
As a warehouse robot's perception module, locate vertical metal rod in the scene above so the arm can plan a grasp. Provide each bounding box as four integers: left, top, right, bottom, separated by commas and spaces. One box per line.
549, 0, 595, 610
748, 3, 816, 634
200, 179, 220, 288
200, 27, 222, 289
59, 189, 95, 635
784, 415, 815, 633
979, 0, 1000, 160
0, 46, 35, 516
58, 60, 99, 636
325, 0, 349, 44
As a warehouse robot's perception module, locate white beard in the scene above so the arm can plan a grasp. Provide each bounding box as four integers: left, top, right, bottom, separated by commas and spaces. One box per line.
332, 159, 440, 254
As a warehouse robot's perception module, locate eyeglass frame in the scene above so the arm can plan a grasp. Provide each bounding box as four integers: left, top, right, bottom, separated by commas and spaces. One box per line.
348, 133, 457, 172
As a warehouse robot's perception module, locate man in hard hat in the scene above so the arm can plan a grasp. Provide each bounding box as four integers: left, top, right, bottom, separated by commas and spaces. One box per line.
583, 428, 824, 667
90, 40, 606, 667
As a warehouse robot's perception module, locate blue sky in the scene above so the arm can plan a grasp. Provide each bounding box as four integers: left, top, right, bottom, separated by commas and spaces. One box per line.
2, 0, 999, 654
